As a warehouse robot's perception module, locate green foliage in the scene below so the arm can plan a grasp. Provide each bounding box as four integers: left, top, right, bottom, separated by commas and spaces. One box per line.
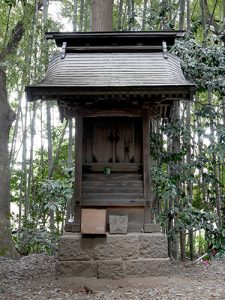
206, 227, 225, 257
194, 234, 208, 256
150, 111, 224, 257
2, 0, 224, 261
172, 36, 225, 94
13, 225, 58, 255
40, 167, 74, 225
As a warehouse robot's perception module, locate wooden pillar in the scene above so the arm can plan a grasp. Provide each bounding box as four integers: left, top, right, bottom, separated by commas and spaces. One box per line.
65, 115, 83, 232
143, 111, 151, 231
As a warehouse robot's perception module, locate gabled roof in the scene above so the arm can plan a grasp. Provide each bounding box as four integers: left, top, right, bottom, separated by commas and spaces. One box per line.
26, 31, 195, 102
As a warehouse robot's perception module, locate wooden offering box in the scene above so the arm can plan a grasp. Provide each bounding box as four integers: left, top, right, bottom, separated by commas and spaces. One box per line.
81, 208, 106, 234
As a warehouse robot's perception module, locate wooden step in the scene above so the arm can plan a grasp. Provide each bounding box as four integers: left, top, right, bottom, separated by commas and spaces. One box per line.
82, 186, 143, 193
82, 180, 143, 187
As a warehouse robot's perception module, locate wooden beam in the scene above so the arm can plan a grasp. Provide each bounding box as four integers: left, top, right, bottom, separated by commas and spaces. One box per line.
142, 111, 154, 231
143, 111, 151, 203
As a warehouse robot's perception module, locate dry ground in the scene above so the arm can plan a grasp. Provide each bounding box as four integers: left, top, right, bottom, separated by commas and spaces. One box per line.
0, 254, 225, 300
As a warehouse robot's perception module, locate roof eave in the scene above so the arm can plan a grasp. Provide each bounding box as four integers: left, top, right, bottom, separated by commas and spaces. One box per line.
25, 84, 196, 102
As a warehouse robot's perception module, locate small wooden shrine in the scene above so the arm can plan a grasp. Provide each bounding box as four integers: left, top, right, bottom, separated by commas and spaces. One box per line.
26, 31, 195, 278
26, 31, 195, 235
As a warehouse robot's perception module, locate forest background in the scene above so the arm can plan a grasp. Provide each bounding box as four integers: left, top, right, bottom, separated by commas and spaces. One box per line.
0, 0, 225, 261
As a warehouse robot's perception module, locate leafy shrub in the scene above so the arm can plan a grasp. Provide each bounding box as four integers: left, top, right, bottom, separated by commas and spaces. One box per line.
13, 226, 58, 255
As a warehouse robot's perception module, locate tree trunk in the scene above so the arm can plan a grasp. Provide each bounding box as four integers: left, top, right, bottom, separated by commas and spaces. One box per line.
186, 0, 190, 31
27, 102, 37, 215
0, 69, 16, 257
73, 0, 77, 31
172, 102, 180, 260
179, 0, 185, 30
91, 0, 113, 31
118, 0, 123, 30
79, 0, 84, 31
208, 90, 222, 228
186, 101, 194, 260
127, 0, 131, 30
142, 0, 148, 31
46, 102, 55, 231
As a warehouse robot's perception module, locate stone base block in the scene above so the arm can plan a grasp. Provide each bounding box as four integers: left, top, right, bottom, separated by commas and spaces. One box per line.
144, 223, 161, 233
126, 258, 170, 277
57, 233, 169, 279
97, 260, 125, 279
139, 234, 168, 258
56, 261, 97, 278
58, 233, 139, 261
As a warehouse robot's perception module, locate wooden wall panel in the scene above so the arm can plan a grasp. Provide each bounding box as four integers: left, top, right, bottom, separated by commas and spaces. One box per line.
134, 118, 142, 163
83, 117, 143, 164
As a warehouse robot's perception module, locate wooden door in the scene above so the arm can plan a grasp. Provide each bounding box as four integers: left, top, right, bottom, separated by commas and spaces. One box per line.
83, 117, 142, 164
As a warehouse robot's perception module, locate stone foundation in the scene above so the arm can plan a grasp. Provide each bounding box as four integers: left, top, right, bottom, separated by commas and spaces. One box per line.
56, 233, 170, 279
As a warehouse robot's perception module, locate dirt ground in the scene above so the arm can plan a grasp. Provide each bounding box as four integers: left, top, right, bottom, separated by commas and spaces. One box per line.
0, 254, 225, 300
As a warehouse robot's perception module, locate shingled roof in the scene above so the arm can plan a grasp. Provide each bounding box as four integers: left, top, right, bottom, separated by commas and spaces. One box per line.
26, 31, 195, 102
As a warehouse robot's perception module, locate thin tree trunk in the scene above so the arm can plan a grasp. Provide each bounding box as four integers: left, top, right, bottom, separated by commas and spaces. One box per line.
46, 103, 53, 178
186, 101, 194, 260
127, 0, 131, 30
0, 69, 16, 257
67, 118, 73, 221
43, 0, 55, 231
142, 0, 148, 31
118, 0, 123, 30
46, 102, 55, 231
80, 0, 84, 31
27, 103, 37, 215
73, 0, 77, 31
23, 2, 38, 219
131, 0, 135, 30
172, 102, 180, 260
208, 90, 222, 228
20, 101, 28, 220
186, 0, 190, 31
9, 91, 22, 168
91, 0, 113, 31
200, 0, 207, 42
84, 0, 89, 31
179, 0, 186, 30
49, 121, 68, 178
167, 136, 173, 258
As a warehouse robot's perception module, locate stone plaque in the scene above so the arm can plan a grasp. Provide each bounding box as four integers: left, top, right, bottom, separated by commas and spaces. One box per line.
109, 215, 128, 234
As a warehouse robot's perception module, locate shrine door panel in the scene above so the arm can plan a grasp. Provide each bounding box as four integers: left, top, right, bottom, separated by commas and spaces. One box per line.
83, 117, 142, 164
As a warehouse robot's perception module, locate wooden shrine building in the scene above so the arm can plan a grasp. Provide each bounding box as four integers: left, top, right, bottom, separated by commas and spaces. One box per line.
26, 31, 194, 235
26, 31, 195, 278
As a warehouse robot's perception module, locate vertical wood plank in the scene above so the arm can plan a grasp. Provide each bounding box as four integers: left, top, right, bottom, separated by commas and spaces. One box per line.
134, 118, 142, 163
92, 118, 113, 163
73, 115, 83, 231
115, 119, 124, 163
143, 110, 153, 231
129, 119, 135, 162
143, 111, 151, 202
